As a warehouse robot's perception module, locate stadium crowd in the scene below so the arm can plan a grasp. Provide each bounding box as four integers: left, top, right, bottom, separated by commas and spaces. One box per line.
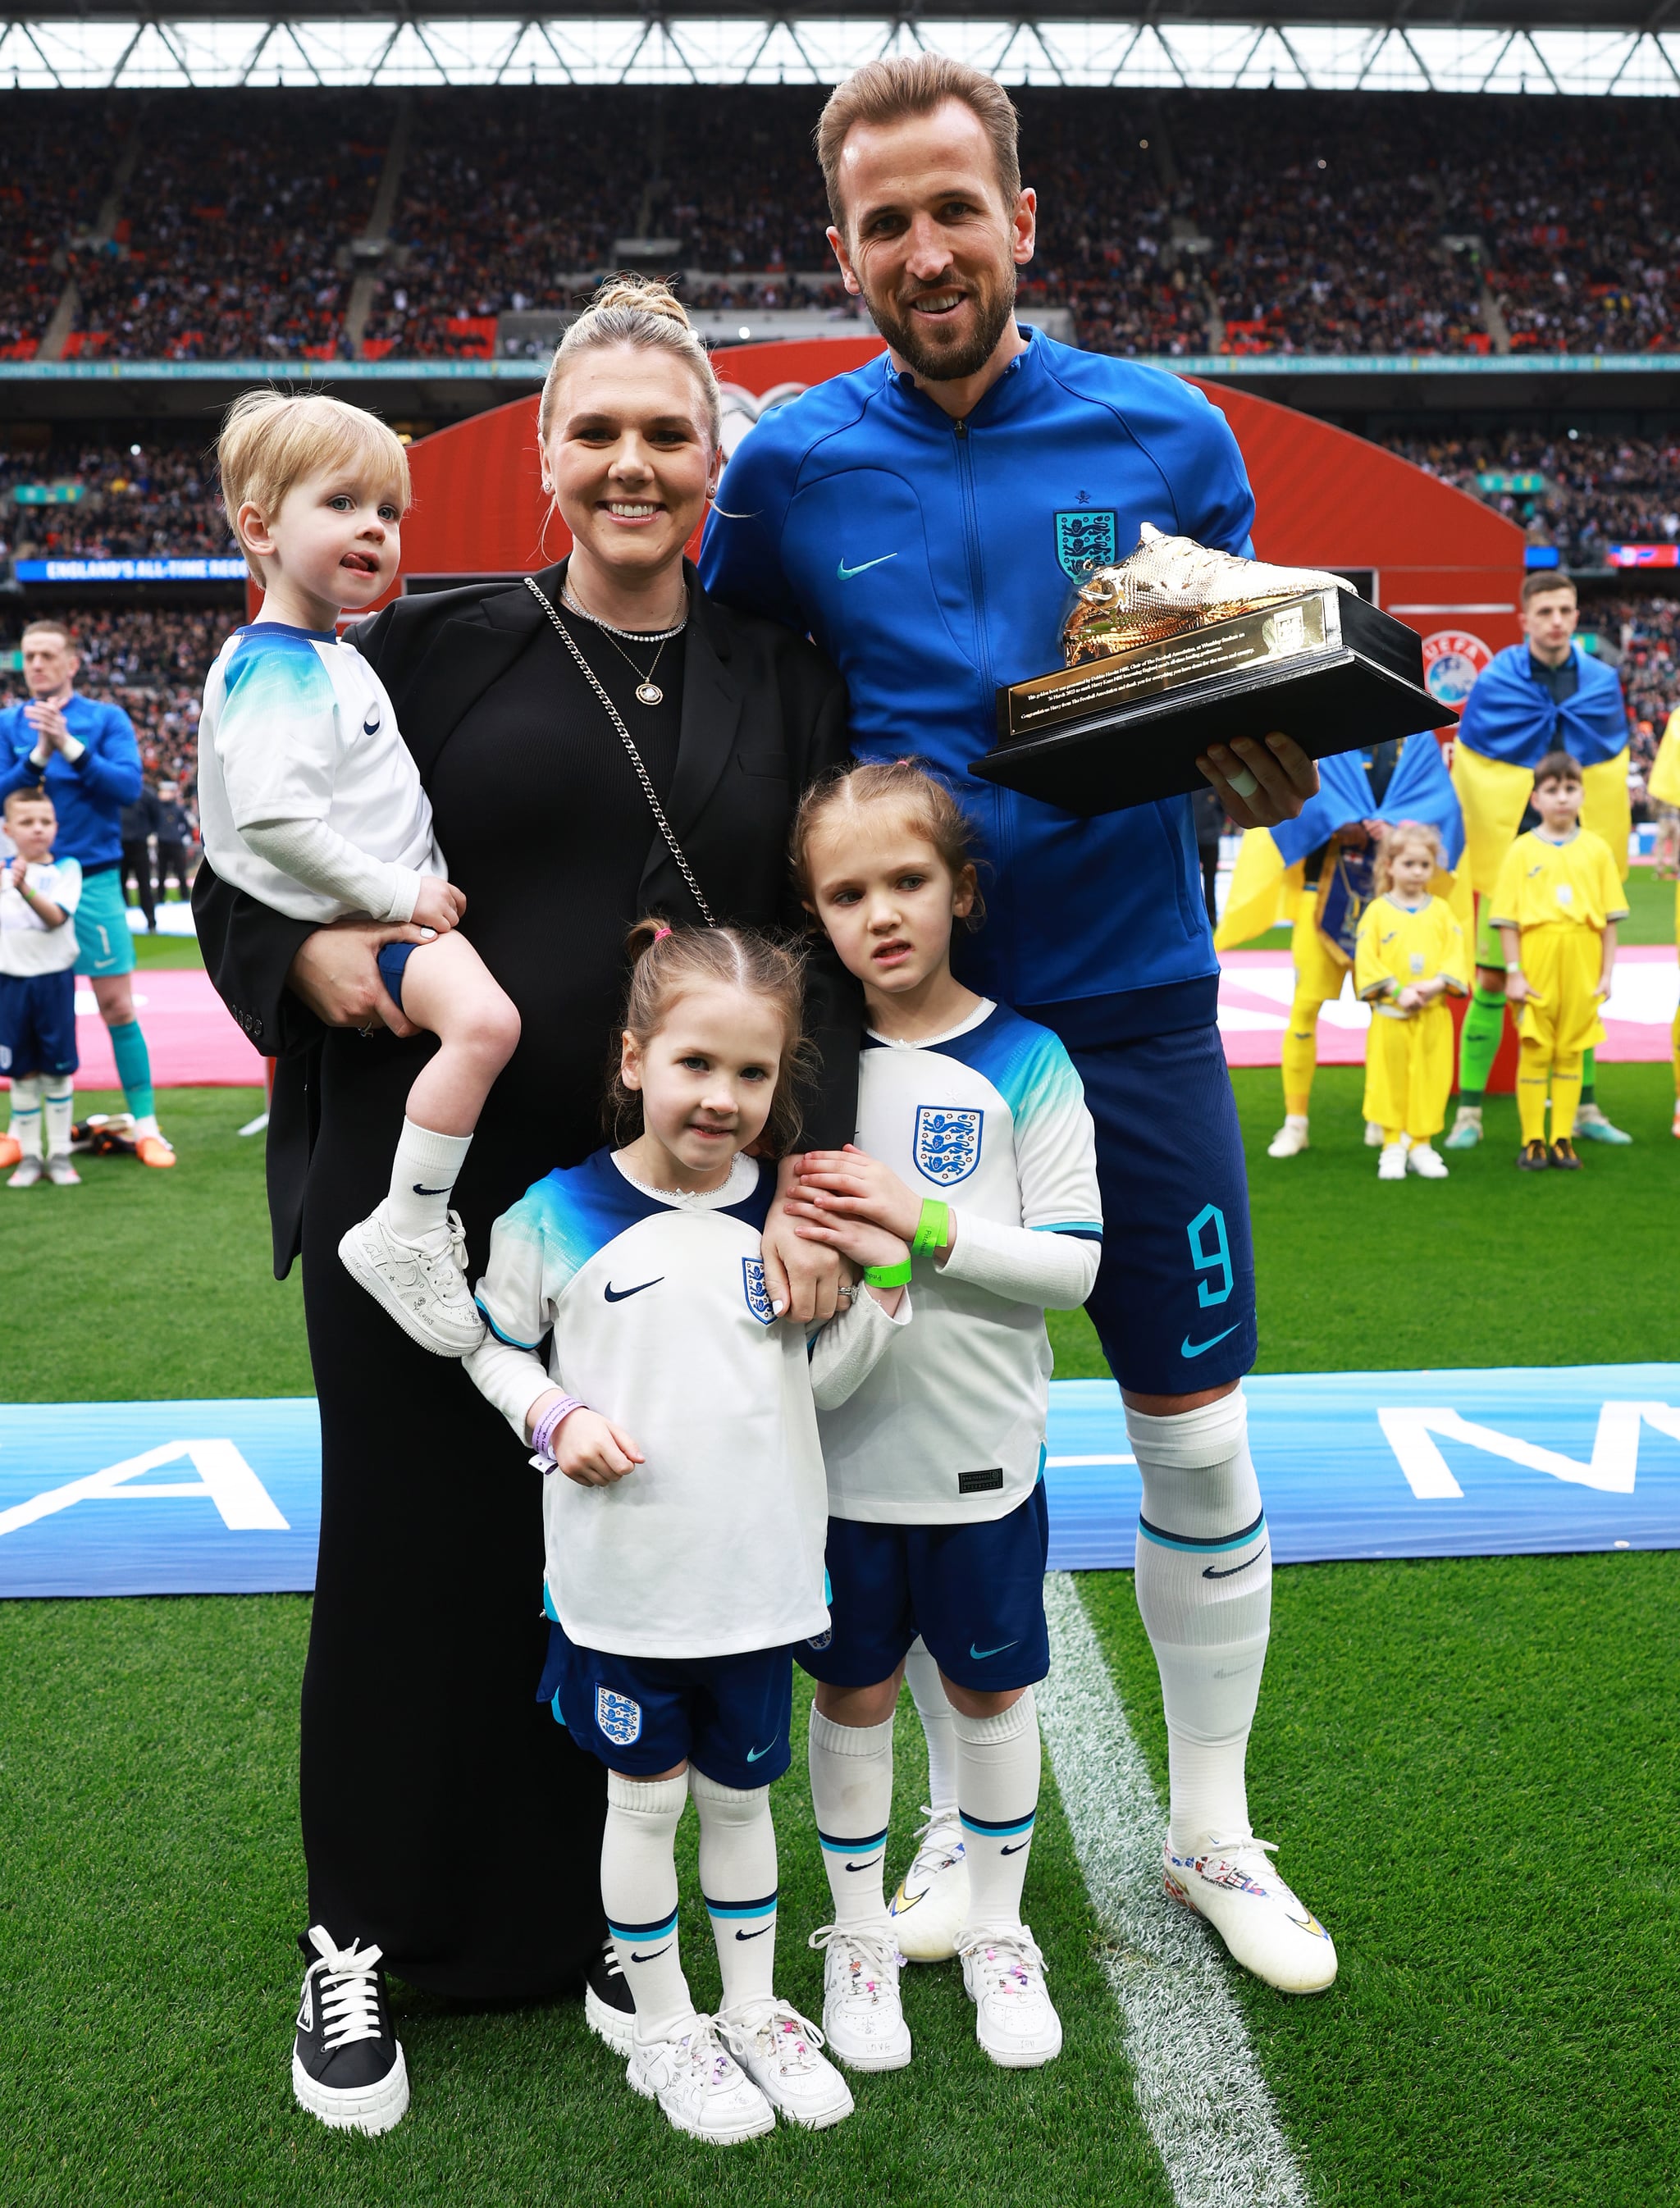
1, 441, 231, 561
1378, 428, 1680, 568
0, 88, 1677, 360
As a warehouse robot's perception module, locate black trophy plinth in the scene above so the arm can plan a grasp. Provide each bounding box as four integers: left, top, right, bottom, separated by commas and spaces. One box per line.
974, 588, 1454, 817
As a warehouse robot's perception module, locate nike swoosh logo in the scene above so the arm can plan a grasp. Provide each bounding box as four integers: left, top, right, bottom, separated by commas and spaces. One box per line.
1180, 1323, 1240, 1359
1000, 1841, 1030, 1857
362, 716, 381, 735
1203, 1542, 1269, 1581
837, 553, 897, 580
734, 1925, 771, 1941
631, 1944, 673, 1963
746, 1744, 773, 1763
413, 1183, 452, 1196
970, 1640, 1018, 1661
843, 1854, 884, 1872
605, 1277, 664, 1303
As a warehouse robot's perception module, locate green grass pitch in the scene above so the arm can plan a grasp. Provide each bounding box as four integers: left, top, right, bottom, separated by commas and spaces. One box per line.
2, 1063, 1677, 2206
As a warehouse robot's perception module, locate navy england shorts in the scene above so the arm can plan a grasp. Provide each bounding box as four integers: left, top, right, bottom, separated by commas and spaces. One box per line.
797, 1480, 1051, 1695
0, 969, 77, 1079
538, 1613, 794, 1789
376, 938, 418, 1014
1059, 1022, 1257, 1396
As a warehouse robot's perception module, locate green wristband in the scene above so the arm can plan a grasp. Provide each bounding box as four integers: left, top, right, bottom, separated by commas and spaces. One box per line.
862, 1256, 914, 1289
912, 1199, 950, 1254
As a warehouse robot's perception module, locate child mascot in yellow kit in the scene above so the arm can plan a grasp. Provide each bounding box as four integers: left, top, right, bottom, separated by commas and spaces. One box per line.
1490, 750, 1626, 1171
1354, 822, 1470, 1181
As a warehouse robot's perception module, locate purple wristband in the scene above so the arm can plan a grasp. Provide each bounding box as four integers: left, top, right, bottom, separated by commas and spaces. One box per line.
530, 1394, 586, 1467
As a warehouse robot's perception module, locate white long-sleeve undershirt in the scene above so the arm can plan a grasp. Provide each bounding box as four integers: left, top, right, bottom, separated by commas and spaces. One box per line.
240, 814, 422, 925
937, 1209, 1102, 1311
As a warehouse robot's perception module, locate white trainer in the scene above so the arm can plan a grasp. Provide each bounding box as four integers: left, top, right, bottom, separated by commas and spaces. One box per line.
1364, 1120, 1386, 1147
808, 1923, 911, 2071
1266, 1115, 1309, 1159
1406, 1142, 1449, 1179
719, 1998, 854, 2130
1376, 1141, 1408, 1181
626, 2016, 776, 2145
1164, 1832, 1337, 1994
45, 1152, 81, 1187
958, 1926, 1062, 2069
888, 1805, 968, 1962
338, 1202, 485, 1356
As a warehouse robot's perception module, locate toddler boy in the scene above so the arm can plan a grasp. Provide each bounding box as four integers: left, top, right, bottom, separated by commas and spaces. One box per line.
0, 787, 83, 1188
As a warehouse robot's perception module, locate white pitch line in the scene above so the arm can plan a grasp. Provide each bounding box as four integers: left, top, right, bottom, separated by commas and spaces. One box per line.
1039, 1572, 1310, 2208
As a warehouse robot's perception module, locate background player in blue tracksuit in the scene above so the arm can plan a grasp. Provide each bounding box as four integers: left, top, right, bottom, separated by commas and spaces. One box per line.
0, 618, 174, 1166
701, 54, 1335, 1993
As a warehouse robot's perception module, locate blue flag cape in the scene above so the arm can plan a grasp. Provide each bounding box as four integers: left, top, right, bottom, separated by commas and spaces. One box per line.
1454, 641, 1627, 769
1271, 734, 1465, 871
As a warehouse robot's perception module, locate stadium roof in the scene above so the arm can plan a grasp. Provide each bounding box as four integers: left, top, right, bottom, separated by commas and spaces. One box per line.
5, 9, 1680, 91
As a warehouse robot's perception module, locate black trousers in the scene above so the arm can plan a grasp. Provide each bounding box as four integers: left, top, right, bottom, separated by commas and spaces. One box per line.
121, 839, 155, 928
157, 840, 192, 896
296, 1029, 607, 2000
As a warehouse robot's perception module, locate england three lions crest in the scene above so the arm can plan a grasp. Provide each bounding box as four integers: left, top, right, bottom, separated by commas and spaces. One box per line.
596, 1686, 643, 1747
915, 1105, 983, 1185
742, 1257, 776, 1325
1056, 509, 1117, 581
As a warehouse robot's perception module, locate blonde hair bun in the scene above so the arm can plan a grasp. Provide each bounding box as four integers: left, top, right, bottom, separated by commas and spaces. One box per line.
584, 273, 693, 329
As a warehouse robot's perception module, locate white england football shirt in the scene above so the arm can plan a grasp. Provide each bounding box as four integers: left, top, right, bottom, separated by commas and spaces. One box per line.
198, 622, 443, 925
0, 855, 82, 975
465, 1149, 894, 1661
816, 998, 1102, 1526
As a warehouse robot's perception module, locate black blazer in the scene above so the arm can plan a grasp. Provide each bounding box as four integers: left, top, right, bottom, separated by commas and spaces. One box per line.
194, 560, 861, 1273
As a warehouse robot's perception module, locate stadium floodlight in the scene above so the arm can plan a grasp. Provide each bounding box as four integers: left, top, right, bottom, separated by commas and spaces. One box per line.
2, 17, 1680, 92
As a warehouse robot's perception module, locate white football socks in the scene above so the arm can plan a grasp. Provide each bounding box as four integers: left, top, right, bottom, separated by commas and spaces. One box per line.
904, 1638, 958, 1813
43, 1081, 72, 1159
953, 1690, 1040, 1936
8, 1075, 42, 1158
808, 1708, 894, 1928
600, 1770, 695, 2046
692, 1768, 778, 2014
386, 1120, 472, 1241
1127, 1390, 1271, 1854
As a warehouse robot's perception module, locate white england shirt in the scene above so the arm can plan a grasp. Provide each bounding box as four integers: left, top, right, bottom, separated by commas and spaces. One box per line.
198, 622, 444, 925
465, 1149, 898, 1661
816, 998, 1102, 1526
0, 855, 82, 975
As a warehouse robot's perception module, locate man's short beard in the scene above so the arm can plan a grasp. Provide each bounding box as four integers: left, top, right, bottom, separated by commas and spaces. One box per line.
865, 267, 1017, 385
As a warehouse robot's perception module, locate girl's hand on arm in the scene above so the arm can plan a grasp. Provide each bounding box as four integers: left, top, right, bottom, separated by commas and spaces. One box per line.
791, 1144, 920, 1242
792, 1212, 910, 1316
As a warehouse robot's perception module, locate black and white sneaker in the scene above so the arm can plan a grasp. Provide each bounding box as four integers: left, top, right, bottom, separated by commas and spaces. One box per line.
291, 1924, 410, 2134
583, 1934, 637, 2055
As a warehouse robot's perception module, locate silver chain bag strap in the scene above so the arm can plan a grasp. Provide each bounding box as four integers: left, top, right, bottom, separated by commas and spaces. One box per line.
523, 576, 717, 928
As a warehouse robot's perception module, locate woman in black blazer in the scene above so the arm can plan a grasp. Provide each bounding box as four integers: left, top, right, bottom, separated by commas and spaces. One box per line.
194, 281, 857, 2128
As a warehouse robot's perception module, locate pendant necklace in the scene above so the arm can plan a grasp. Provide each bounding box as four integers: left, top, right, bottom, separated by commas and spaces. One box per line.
560, 581, 687, 706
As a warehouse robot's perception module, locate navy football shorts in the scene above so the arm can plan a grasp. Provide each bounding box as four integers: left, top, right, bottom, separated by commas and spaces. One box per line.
376, 939, 417, 1013
538, 1612, 793, 1789
1059, 1022, 1257, 1396
0, 969, 78, 1079
797, 1480, 1051, 1695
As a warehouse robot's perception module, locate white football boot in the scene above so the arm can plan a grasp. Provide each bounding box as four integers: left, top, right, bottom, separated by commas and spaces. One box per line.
45, 1152, 81, 1187
1163, 1833, 1337, 1994
1444, 1103, 1483, 1151
338, 1202, 485, 1356
888, 1805, 969, 1963
1406, 1142, 1449, 1179
626, 2016, 776, 2145
7, 1156, 43, 1188
1364, 1120, 1386, 1147
958, 1927, 1062, 2069
808, 1923, 911, 2071
718, 1999, 854, 2130
1266, 1115, 1309, 1160
1376, 1141, 1408, 1181
1574, 1101, 1632, 1146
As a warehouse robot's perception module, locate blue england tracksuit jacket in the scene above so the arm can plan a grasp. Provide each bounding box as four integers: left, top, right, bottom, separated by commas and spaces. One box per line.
0, 693, 143, 867
700, 327, 1257, 1047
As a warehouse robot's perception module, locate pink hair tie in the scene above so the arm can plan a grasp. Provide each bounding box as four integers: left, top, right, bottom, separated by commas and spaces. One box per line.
653, 924, 673, 942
